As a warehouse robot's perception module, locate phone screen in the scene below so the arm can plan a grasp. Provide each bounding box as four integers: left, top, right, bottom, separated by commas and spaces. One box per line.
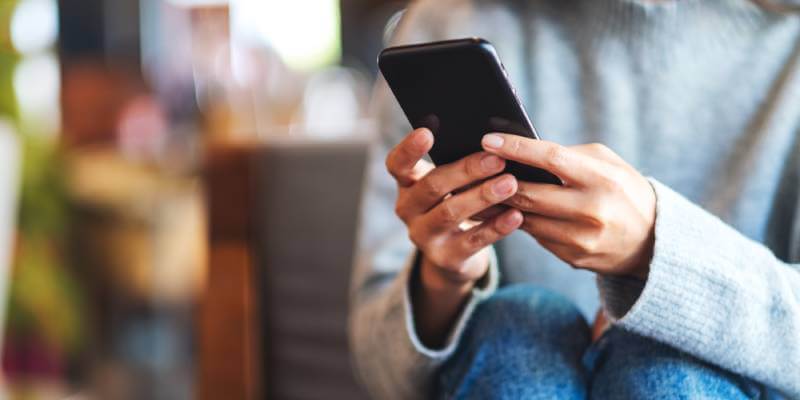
379, 38, 560, 184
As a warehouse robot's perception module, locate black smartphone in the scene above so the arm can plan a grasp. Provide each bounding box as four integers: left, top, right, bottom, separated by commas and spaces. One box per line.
378, 38, 561, 184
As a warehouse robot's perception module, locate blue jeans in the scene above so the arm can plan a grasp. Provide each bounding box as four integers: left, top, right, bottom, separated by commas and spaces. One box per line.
438, 284, 783, 399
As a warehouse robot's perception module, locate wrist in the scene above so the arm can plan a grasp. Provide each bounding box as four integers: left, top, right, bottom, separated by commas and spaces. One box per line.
419, 255, 480, 295
619, 228, 654, 280
411, 253, 488, 348
620, 179, 656, 280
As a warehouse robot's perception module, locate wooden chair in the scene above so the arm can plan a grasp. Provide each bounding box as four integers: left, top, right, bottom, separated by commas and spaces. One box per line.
199, 140, 370, 400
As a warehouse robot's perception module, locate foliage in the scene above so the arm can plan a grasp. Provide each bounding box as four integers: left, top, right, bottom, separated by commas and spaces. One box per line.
5, 136, 85, 358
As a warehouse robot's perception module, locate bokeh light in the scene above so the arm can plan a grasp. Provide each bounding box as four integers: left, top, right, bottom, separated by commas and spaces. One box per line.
13, 53, 61, 136
232, 0, 341, 71
10, 0, 59, 55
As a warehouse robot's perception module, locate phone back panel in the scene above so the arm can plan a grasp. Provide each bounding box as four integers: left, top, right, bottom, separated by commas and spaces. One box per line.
379, 38, 560, 184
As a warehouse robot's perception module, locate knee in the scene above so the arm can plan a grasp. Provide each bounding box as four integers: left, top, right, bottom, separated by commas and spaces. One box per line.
438, 285, 591, 398
591, 328, 761, 399
466, 284, 590, 350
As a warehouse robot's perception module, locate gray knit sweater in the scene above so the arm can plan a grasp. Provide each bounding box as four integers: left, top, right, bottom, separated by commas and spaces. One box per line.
349, 0, 800, 398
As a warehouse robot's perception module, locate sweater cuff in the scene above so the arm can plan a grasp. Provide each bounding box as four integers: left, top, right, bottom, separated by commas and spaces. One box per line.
402, 249, 500, 359
601, 179, 744, 336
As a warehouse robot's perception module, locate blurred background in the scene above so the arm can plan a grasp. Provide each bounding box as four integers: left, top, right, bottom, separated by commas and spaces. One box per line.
0, 0, 408, 398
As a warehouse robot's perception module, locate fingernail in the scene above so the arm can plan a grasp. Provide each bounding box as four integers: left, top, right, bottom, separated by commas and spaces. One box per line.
492, 176, 515, 196
413, 130, 431, 148
482, 134, 504, 149
499, 211, 522, 229
481, 154, 503, 172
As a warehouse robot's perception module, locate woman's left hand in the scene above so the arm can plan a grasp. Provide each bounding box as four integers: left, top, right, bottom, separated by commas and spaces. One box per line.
481, 133, 656, 278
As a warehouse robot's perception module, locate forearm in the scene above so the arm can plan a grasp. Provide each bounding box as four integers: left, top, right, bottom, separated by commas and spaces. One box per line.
598, 179, 800, 398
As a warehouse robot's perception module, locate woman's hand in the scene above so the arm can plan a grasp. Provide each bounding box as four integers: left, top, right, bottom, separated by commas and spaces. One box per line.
481, 133, 656, 278
386, 128, 524, 346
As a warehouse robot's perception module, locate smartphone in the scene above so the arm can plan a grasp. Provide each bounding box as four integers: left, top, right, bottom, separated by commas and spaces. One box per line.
378, 38, 561, 184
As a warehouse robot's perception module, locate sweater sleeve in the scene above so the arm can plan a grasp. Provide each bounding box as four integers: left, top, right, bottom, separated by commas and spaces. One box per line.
348, 84, 501, 398
348, 4, 502, 398
597, 178, 800, 398
349, 224, 499, 399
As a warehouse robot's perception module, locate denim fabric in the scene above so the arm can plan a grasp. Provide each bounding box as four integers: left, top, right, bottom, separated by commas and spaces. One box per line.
437, 285, 784, 400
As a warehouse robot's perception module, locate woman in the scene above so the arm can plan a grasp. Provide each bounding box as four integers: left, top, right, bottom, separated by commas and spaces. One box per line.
350, 0, 800, 398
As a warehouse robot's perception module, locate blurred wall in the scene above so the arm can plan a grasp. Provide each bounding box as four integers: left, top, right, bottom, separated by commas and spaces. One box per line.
340, 0, 407, 74
58, 0, 141, 66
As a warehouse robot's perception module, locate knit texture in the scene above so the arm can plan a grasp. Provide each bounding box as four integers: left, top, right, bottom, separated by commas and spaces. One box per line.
349, 0, 800, 398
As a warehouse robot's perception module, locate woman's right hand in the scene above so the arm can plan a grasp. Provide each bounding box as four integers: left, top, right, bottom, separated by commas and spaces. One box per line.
385, 128, 523, 347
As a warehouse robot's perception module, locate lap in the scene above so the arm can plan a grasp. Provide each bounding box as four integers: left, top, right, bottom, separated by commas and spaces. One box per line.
437, 284, 781, 400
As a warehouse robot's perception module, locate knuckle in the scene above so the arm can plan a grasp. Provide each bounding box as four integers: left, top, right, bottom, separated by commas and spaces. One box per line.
418, 176, 444, 199
575, 235, 599, 254
386, 166, 400, 182
544, 145, 568, 170
394, 192, 413, 220
510, 191, 536, 210
583, 201, 610, 227
394, 202, 411, 223
600, 169, 625, 191
438, 200, 461, 224
465, 229, 491, 251
588, 142, 609, 154
479, 181, 499, 204
509, 137, 524, 155
599, 176, 619, 192
464, 155, 483, 179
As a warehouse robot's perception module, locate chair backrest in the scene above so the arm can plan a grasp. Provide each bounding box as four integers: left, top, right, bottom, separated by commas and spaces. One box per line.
250, 140, 369, 400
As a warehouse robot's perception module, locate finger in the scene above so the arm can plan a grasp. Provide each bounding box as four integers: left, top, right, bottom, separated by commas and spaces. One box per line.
570, 143, 627, 167
417, 174, 517, 234
481, 133, 599, 186
470, 205, 509, 221
505, 181, 585, 219
404, 151, 506, 214
521, 213, 593, 249
447, 208, 523, 262
386, 128, 433, 187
